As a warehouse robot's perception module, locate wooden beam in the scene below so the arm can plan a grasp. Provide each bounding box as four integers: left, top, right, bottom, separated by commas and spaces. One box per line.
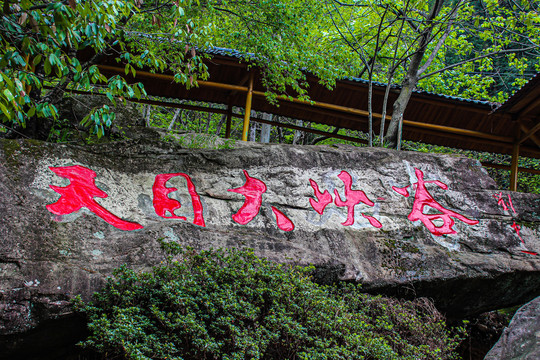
242, 73, 254, 141
131, 98, 227, 114
205, 57, 249, 69
402, 120, 513, 143
481, 162, 540, 175
510, 144, 520, 191
517, 121, 540, 148
232, 113, 368, 145
314, 74, 493, 115
97, 64, 513, 144
518, 97, 540, 117
510, 126, 520, 191
252, 89, 388, 120
47, 86, 229, 115
250, 90, 513, 143
260, 96, 371, 126
519, 121, 540, 145
98, 65, 249, 92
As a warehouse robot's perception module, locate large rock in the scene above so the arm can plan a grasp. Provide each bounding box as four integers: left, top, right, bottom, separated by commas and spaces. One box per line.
1, 139, 539, 338
484, 296, 540, 360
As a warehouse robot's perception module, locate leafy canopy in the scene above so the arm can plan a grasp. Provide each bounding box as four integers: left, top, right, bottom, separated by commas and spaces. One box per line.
1, 0, 538, 139
0, 0, 346, 138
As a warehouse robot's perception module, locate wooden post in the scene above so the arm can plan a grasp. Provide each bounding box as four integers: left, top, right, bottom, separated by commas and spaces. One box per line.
225, 98, 233, 139
510, 126, 520, 191
241, 73, 254, 141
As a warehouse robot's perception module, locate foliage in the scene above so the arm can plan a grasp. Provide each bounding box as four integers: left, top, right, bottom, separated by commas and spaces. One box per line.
0, 0, 350, 139
0, 0, 208, 138
324, 0, 540, 145
74, 242, 465, 360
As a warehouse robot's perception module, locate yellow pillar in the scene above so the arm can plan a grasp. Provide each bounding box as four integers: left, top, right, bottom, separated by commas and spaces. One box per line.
510, 142, 520, 191
241, 73, 254, 141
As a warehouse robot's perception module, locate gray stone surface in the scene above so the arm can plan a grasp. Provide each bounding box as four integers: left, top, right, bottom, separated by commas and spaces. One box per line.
0, 139, 539, 337
484, 296, 540, 360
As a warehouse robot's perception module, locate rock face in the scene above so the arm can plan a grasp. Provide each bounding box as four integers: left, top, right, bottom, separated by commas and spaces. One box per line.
484, 296, 540, 360
1, 139, 539, 339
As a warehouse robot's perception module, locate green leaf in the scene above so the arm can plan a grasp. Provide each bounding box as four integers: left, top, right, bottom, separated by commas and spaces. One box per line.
0, 103, 11, 119
33, 54, 43, 65
44, 60, 52, 75
28, 107, 36, 117
3, 89, 14, 102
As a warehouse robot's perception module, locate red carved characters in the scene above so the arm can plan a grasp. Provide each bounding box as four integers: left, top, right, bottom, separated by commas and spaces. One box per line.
493, 192, 538, 256
271, 207, 295, 232
228, 170, 267, 225
392, 168, 478, 236
228, 170, 294, 231
309, 179, 332, 214
334, 171, 380, 227
153, 173, 206, 227
309, 171, 382, 228
46, 165, 143, 231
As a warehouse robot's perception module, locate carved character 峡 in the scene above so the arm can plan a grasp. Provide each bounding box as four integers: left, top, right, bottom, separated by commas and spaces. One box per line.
393, 168, 478, 236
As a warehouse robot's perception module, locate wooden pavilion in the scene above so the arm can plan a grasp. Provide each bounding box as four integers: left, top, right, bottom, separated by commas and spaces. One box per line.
92, 47, 539, 191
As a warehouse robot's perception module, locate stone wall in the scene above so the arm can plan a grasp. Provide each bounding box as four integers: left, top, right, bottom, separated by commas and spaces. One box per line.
1, 139, 539, 338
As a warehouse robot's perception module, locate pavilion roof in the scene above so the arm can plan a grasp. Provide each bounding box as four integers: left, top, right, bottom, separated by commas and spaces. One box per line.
93, 46, 539, 159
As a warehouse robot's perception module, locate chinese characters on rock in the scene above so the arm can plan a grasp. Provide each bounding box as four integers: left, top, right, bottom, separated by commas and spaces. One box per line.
493, 192, 538, 256
153, 173, 205, 227
228, 170, 294, 231
46, 165, 489, 240
46, 165, 144, 231
309, 171, 381, 228
392, 168, 479, 236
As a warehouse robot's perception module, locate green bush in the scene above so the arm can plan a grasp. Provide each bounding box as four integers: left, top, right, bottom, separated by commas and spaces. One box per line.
75, 241, 464, 360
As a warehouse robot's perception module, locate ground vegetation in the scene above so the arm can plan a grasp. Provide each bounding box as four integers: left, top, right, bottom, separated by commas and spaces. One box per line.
75, 241, 466, 360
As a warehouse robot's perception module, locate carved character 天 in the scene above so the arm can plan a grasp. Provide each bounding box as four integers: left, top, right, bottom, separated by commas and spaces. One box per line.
46, 165, 143, 231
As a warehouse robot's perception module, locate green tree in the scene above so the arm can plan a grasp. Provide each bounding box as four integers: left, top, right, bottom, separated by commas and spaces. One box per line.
325, 0, 540, 147
0, 0, 349, 140
0, 0, 210, 139
2, 0, 538, 145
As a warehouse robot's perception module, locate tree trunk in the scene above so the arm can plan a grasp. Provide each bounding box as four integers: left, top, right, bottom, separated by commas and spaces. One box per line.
384, 78, 415, 148
144, 105, 152, 127
260, 113, 272, 143
205, 112, 211, 133
277, 121, 284, 143
293, 119, 303, 145
168, 109, 182, 131
384, 0, 444, 148
215, 113, 226, 136
249, 110, 257, 141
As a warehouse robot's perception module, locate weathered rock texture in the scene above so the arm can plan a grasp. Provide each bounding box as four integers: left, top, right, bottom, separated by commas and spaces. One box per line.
1, 139, 539, 339
484, 296, 540, 360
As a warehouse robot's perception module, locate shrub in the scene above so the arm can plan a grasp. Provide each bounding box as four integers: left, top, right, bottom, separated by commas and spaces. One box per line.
75, 241, 464, 359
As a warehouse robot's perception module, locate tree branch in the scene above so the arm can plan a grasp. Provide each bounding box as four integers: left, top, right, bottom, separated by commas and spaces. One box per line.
417, 0, 462, 76
418, 46, 538, 80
